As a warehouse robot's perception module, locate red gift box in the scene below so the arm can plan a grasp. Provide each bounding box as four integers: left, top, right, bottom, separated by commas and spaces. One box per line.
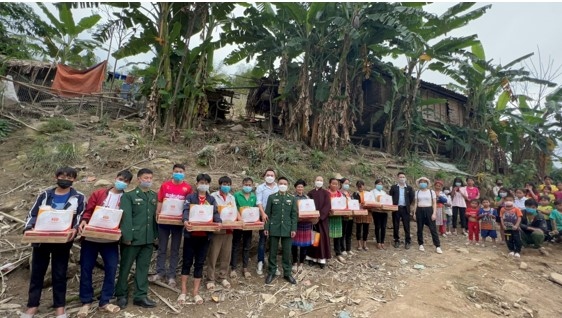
157, 215, 184, 226
22, 230, 73, 244
243, 221, 264, 231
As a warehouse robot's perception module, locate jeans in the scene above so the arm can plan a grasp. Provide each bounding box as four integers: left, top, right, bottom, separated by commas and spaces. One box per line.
452, 207, 467, 230
257, 230, 266, 263
416, 207, 440, 247
231, 230, 252, 270
341, 219, 354, 252
392, 206, 411, 244
181, 236, 210, 279
373, 212, 388, 243
155, 224, 183, 279
333, 238, 343, 256
27, 242, 72, 308
79, 240, 119, 306
505, 230, 522, 253
356, 223, 369, 241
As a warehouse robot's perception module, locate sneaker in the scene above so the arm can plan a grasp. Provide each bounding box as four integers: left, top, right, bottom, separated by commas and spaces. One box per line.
419, 245, 425, 252
168, 278, 177, 288
148, 274, 162, 282
508, 252, 515, 257
292, 265, 298, 274
475, 242, 480, 246
342, 251, 348, 256
441, 233, 446, 237
275, 269, 281, 276
348, 250, 355, 256
465, 242, 471, 246
514, 253, 521, 258
257, 261, 263, 275
337, 255, 347, 263
230, 271, 238, 279
393, 241, 400, 248
446, 231, 452, 235
436, 247, 443, 254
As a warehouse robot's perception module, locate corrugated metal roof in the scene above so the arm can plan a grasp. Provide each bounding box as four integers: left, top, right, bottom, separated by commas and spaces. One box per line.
420, 159, 469, 176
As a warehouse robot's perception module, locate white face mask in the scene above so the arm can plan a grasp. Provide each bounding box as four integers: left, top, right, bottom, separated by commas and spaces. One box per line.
398, 177, 406, 184
265, 176, 275, 184
315, 181, 324, 188
278, 184, 288, 192
197, 184, 209, 193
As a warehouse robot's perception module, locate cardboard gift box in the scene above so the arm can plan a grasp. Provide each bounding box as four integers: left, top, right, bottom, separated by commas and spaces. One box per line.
219, 205, 238, 223
220, 221, 244, 230
82, 225, 121, 241
187, 222, 220, 232
35, 207, 73, 232
381, 204, 399, 211
243, 221, 264, 231
297, 199, 319, 218
240, 207, 260, 223
330, 209, 353, 216
362, 191, 378, 207
353, 209, 369, 216
347, 199, 360, 210
299, 211, 320, 219
330, 197, 347, 210
161, 198, 184, 217
157, 214, 184, 226
88, 206, 122, 229
22, 230, 73, 244
189, 204, 214, 223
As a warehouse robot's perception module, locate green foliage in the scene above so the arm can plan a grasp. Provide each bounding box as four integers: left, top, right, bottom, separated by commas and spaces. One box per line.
26, 138, 78, 172
0, 119, 13, 140
0, 3, 47, 58
39, 118, 74, 133
403, 156, 426, 181
349, 162, 373, 179
309, 150, 326, 170
197, 146, 215, 167
510, 160, 538, 187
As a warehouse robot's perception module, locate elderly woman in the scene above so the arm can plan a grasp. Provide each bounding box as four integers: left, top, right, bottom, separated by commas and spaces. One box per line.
413, 177, 442, 254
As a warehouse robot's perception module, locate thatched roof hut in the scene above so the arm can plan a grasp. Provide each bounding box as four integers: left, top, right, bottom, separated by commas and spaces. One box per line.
0, 55, 56, 84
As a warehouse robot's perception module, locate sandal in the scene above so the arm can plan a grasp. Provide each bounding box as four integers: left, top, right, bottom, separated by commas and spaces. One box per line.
206, 282, 216, 291
230, 271, 238, 279
244, 270, 252, 279
99, 304, 120, 313
221, 279, 231, 289
77, 304, 90, 318
177, 294, 187, 305
194, 294, 204, 305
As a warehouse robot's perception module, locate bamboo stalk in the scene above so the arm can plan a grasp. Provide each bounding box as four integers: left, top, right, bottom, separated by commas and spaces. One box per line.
0, 180, 33, 197
149, 287, 180, 314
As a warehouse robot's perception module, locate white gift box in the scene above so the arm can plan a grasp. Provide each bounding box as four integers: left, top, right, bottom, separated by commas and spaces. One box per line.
189, 204, 214, 223
240, 207, 260, 223
347, 199, 360, 210
363, 191, 376, 203
330, 197, 347, 210
35, 206, 73, 232
219, 205, 238, 222
379, 194, 393, 205
88, 206, 122, 229
161, 198, 184, 217
298, 199, 317, 212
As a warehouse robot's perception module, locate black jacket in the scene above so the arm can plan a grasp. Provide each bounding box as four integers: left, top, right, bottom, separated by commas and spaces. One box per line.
520, 209, 548, 234
388, 184, 415, 212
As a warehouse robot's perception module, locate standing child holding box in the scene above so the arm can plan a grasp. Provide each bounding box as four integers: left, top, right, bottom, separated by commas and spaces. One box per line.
500, 195, 523, 258
77, 170, 133, 317
22, 167, 85, 318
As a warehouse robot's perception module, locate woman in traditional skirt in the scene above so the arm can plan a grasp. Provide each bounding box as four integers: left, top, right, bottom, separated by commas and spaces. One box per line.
372, 179, 388, 249
327, 178, 346, 263
433, 180, 447, 236
339, 178, 354, 258
306, 176, 331, 269
291, 179, 313, 274
352, 180, 371, 251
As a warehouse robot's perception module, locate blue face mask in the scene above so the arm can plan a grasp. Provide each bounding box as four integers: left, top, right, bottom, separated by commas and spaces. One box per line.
455, 182, 461, 187
375, 184, 383, 191
115, 180, 128, 191
419, 183, 428, 189
526, 208, 537, 215
342, 184, 350, 191
243, 186, 253, 193
172, 172, 185, 182
221, 185, 231, 193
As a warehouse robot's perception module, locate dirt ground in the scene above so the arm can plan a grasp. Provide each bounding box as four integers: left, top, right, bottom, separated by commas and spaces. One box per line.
1, 117, 562, 318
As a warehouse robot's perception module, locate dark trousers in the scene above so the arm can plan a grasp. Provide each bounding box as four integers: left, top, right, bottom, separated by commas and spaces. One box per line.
231, 229, 252, 270
505, 230, 522, 253
452, 206, 467, 230
291, 245, 308, 264
257, 230, 266, 263
341, 219, 354, 252
181, 236, 210, 279
356, 223, 369, 241
416, 207, 440, 247
27, 242, 72, 308
155, 224, 183, 279
333, 238, 343, 256
79, 240, 119, 306
114, 243, 153, 301
373, 212, 388, 243
392, 206, 411, 243
268, 236, 292, 276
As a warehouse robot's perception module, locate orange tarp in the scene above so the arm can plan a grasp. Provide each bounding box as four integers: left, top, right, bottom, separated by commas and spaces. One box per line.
51, 61, 107, 97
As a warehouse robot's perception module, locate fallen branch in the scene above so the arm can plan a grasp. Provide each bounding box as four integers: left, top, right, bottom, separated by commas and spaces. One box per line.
0, 113, 48, 135
0, 180, 33, 197
0, 245, 29, 254
0, 212, 25, 224
151, 280, 181, 293
149, 287, 180, 314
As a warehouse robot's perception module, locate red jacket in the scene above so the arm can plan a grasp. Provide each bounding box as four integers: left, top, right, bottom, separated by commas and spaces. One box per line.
82, 187, 112, 222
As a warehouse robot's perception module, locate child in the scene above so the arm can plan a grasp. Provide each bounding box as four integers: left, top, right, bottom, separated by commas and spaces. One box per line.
478, 198, 498, 247
538, 195, 553, 233
443, 189, 453, 235
514, 189, 527, 210
500, 195, 522, 258
549, 200, 562, 242
352, 180, 371, 251
77, 170, 133, 317
465, 199, 480, 245
542, 186, 555, 202
178, 174, 221, 305
554, 183, 562, 202
22, 167, 86, 318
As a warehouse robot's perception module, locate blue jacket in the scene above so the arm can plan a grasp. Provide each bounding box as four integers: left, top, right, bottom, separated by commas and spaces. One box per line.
182, 192, 221, 238
24, 187, 86, 232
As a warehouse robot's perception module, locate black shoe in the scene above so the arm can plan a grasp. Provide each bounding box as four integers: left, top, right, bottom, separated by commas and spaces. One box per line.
393, 241, 400, 248
265, 273, 275, 284
284, 275, 297, 284
117, 297, 128, 309
133, 297, 157, 308
308, 260, 315, 267
319, 263, 325, 269
405, 243, 411, 250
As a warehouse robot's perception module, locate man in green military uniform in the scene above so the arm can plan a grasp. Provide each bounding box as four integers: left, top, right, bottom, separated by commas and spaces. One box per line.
115, 168, 159, 309
264, 176, 298, 284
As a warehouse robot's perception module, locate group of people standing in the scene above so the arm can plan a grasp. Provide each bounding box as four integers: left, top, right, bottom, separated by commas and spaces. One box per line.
19, 165, 561, 318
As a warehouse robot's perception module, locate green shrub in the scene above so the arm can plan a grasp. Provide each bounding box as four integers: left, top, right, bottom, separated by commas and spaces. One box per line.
0, 119, 13, 140
39, 118, 74, 133
26, 139, 78, 172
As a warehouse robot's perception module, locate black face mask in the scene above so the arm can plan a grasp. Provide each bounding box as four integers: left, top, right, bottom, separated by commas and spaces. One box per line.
57, 179, 73, 189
